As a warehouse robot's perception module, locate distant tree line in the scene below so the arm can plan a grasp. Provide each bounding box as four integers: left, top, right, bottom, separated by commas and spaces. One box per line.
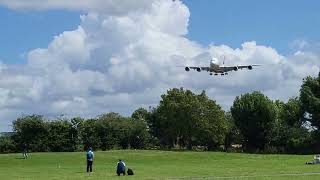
0, 73, 319, 154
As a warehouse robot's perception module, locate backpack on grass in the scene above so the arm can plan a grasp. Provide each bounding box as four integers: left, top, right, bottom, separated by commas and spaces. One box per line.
127, 168, 134, 175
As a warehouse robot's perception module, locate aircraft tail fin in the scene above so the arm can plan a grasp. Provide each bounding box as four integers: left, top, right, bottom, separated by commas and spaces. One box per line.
221, 55, 226, 67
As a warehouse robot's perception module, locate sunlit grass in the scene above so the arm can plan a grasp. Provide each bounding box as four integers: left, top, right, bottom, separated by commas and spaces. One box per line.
1, 150, 320, 180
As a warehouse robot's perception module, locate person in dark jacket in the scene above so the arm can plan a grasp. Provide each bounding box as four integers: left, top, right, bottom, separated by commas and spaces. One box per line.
116, 159, 126, 176
22, 143, 28, 159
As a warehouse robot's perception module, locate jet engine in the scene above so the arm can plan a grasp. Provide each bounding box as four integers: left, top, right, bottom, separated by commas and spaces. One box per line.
185, 67, 190, 71
196, 67, 201, 72
233, 66, 239, 71
248, 65, 253, 70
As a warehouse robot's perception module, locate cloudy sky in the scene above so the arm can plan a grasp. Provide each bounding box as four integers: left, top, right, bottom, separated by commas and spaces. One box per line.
0, 0, 319, 131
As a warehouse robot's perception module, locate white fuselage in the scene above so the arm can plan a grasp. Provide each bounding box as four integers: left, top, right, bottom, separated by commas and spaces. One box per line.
210, 60, 223, 73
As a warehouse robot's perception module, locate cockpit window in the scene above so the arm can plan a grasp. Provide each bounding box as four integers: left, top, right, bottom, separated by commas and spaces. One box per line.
211, 58, 218, 63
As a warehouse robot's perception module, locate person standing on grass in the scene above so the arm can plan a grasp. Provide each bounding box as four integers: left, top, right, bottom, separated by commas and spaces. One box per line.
86, 147, 94, 172
22, 142, 28, 159
116, 159, 126, 176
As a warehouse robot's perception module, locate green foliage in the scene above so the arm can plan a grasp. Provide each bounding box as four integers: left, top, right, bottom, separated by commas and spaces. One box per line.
300, 74, 320, 129
150, 88, 227, 150
0, 136, 16, 153
277, 97, 304, 127
78, 112, 151, 151
269, 98, 312, 153
130, 108, 152, 148
131, 108, 149, 122
96, 113, 130, 150
224, 111, 243, 152
2, 82, 319, 154
70, 117, 84, 151
299, 73, 320, 150
231, 91, 276, 152
12, 115, 49, 152
80, 119, 99, 150
47, 120, 75, 152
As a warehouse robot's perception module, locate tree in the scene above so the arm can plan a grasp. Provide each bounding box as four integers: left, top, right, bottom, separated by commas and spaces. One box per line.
47, 120, 75, 152
270, 98, 311, 153
70, 117, 84, 151
80, 119, 99, 150
145, 107, 161, 147
300, 73, 320, 129
280, 97, 304, 127
224, 111, 242, 152
300, 73, 320, 152
12, 115, 48, 152
231, 91, 276, 152
195, 91, 228, 150
0, 136, 16, 153
128, 119, 150, 149
151, 88, 227, 150
131, 108, 149, 122
95, 112, 131, 150
131, 108, 151, 149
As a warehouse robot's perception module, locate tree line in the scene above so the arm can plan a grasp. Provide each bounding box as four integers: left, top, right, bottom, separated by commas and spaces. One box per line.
0, 73, 319, 154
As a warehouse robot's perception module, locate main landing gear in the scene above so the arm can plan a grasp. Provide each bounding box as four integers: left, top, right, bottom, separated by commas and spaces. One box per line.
210, 73, 228, 76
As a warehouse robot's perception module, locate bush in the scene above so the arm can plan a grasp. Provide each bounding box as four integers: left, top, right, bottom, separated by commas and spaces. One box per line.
0, 136, 16, 153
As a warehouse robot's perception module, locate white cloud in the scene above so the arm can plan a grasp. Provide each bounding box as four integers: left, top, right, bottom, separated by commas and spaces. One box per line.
0, 0, 319, 131
0, 0, 157, 14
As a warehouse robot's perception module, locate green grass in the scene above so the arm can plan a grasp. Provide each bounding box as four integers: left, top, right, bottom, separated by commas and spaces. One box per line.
1, 150, 320, 180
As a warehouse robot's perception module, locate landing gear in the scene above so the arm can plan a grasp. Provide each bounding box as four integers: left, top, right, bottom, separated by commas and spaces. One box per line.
211, 72, 228, 76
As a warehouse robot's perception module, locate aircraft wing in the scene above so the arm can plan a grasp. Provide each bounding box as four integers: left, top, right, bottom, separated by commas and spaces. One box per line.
221, 64, 261, 72
185, 66, 210, 72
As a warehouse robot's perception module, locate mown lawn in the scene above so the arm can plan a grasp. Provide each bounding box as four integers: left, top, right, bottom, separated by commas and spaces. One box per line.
1, 150, 320, 180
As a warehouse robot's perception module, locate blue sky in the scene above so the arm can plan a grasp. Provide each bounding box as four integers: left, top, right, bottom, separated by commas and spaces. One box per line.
0, 7, 80, 64
184, 0, 320, 52
1, 0, 320, 64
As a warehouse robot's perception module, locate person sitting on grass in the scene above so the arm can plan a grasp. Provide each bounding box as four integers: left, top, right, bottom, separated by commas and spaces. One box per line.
116, 159, 126, 176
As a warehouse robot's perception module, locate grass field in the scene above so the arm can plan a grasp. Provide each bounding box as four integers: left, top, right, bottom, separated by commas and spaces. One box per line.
1, 150, 320, 180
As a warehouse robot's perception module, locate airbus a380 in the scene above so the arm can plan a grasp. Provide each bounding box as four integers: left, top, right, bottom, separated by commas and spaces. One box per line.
184, 57, 260, 76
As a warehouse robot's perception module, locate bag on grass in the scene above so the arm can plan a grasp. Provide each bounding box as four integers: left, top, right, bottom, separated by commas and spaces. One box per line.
127, 168, 134, 175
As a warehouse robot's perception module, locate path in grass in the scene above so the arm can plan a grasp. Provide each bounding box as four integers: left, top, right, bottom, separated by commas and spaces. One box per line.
170, 172, 320, 179
1, 150, 320, 180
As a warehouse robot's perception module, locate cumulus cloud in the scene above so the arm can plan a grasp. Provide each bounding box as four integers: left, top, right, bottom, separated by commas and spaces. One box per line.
0, 0, 319, 131
0, 0, 156, 14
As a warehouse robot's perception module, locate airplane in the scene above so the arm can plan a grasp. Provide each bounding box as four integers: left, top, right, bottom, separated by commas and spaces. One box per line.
183, 57, 260, 76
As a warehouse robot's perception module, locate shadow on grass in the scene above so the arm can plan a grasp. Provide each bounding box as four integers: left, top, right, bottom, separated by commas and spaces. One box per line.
14, 157, 27, 159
